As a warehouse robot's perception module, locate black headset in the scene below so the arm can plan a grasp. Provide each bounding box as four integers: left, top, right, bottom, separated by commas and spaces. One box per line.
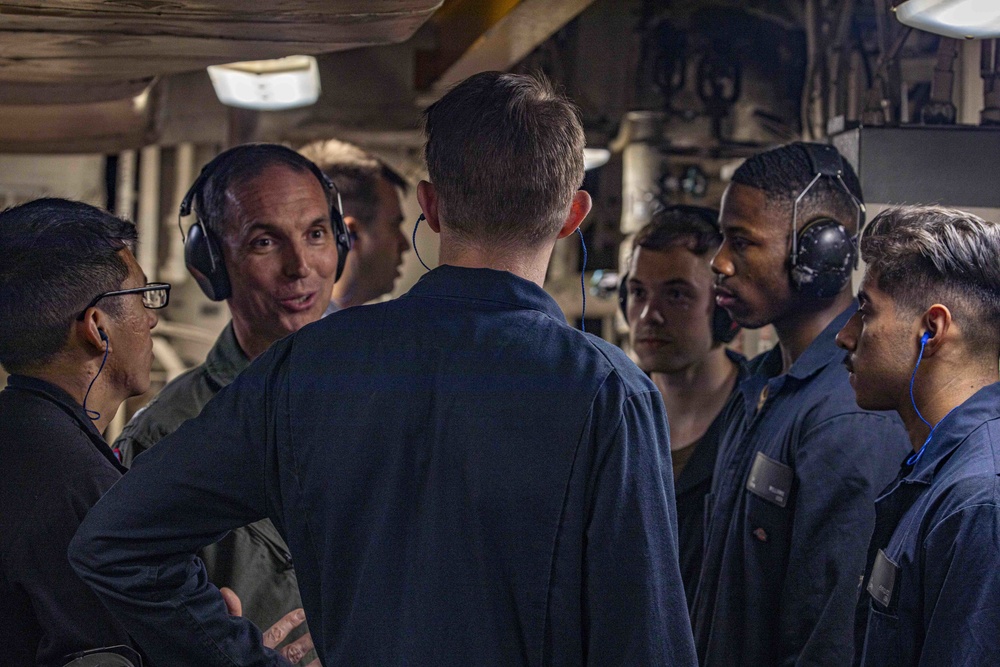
618, 205, 740, 345
178, 144, 352, 302
789, 143, 866, 300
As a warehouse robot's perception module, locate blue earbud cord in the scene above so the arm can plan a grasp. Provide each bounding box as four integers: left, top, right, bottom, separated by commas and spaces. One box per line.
83, 337, 109, 421
413, 214, 431, 272
413, 215, 589, 335
906, 332, 956, 466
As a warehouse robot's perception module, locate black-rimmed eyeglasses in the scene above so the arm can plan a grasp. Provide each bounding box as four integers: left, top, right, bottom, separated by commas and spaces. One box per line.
76, 283, 171, 320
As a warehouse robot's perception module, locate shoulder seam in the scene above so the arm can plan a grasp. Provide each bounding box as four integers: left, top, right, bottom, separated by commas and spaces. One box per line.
925, 499, 1000, 544
802, 410, 898, 437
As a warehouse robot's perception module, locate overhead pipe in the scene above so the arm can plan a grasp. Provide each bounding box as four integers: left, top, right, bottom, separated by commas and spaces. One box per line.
115, 150, 136, 220
137, 145, 160, 280
161, 142, 194, 284
982, 40, 1000, 125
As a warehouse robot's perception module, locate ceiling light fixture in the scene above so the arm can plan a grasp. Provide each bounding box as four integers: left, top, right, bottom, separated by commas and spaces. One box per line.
894, 0, 1000, 39
207, 55, 321, 111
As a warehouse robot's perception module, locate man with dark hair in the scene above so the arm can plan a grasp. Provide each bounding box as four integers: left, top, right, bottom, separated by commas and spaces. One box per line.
692, 142, 910, 665
114, 143, 340, 649
621, 205, 744, 609
72, 71, 696, 665
837, 206, 1000, 666
0, 198, 163, 665
299, 138, 410, 310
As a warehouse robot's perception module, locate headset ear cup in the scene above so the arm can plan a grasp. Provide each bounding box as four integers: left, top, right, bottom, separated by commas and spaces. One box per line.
623, 269, 737, 343
618, 273, 629, 320
791, 218, 855, 299
331, 206, 351, 283
712, 306, 740, 344
184, 221, 231, 301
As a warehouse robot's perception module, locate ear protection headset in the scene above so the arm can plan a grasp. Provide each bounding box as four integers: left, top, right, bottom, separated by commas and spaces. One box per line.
178, 145, 352, 301
618, 205, 740, 345
789, 143, 867, 300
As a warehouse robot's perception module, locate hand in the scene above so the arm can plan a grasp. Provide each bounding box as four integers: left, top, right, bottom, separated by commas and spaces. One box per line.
220, 586, 243, 617
262, 607, 318, 666
220, 587, 319, 666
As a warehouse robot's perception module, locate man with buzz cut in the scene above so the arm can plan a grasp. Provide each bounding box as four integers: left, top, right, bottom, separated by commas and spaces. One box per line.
71, 71, 697, 665
693, 142, 910, 666
836, 206, 1000, 666
298, 138, 411, 312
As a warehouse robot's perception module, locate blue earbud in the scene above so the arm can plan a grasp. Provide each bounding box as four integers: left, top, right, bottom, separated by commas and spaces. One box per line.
906, 329, 954, 466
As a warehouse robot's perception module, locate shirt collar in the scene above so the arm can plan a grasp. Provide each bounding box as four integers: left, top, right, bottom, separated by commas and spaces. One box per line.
204, 322, 251, 390
5, 374, 126, 471
785, 301, 856, 381
907, 382, 1000, 483
725, 348, 749, 381
404, 265, 567, 323
738, 303, 854, 413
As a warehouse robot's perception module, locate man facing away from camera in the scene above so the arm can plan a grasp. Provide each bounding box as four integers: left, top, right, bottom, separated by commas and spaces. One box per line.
71, 72, 697, 665
621, 205, 744, 609
836, 206, 1000, 666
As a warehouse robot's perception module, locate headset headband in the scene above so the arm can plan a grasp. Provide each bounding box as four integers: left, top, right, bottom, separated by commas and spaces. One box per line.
791, 143, 867, 267
178, 145, 344, 227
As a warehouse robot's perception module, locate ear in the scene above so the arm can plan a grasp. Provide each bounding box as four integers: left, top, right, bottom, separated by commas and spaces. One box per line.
417, 181, 441, 234
343, 216, 361, 244
556, 190, 593, 240
920, 303, 952, 357
75, 308, 110, 354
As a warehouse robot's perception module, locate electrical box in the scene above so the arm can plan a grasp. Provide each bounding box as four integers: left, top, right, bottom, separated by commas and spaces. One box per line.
832, 126, 1000, 212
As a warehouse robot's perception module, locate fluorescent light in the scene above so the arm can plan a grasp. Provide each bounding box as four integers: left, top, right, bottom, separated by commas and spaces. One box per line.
584, 147, 611, 171
207, 55, 321, 111
895, 0, 1000, 39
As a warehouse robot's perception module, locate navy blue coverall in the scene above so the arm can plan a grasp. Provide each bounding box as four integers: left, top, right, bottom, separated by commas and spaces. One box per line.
70, 266, 697, 667
692, 304, 911, 666
857, 382, 1000, 666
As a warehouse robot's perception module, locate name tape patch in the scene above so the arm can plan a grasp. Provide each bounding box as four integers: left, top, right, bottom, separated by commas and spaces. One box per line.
746, 452, 794, 508
867, 548, 900, 610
